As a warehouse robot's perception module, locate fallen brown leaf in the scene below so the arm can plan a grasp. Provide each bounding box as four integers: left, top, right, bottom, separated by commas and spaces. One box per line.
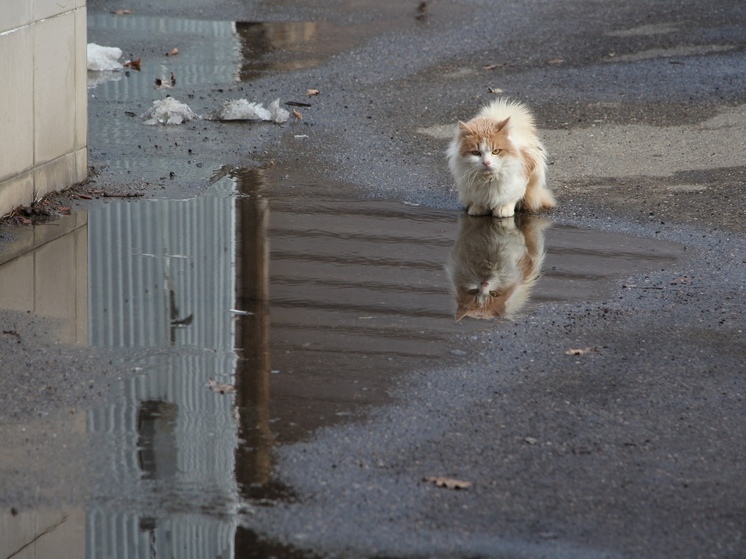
483, 64, 498, 70
292, 109, 302, 120
306, 88, 320, 96
123, 58, 141, 71
423, 476, 472, 490
166, 48, 179, 56
2, 329, 21, 342
207, 378, 235, 394
565, 347, 597, 356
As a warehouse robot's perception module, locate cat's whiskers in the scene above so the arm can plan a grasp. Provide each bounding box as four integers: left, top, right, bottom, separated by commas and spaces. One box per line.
458, 167, 487, 188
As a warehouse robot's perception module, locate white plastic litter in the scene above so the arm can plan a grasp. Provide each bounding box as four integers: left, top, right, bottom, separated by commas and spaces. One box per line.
87, 43, 123, 72
143, 97, 199, 125
267, 99, 290, 124
212, 98, 289, 124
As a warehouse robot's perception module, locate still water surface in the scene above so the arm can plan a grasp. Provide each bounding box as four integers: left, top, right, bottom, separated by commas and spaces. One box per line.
0, 167, 684, 558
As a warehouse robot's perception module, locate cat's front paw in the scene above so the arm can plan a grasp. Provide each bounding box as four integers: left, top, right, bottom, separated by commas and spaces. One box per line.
492, 203, 516, 218
467, 204, 491, 216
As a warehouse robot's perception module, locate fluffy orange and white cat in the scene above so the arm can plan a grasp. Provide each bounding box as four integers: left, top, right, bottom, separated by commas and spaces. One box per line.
446, 98, 556, 217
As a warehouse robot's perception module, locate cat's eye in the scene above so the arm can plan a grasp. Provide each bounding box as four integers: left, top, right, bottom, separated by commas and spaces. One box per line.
467, 288, 480, 295
470, 150, 481, 156
492, 149, 502, 155
489, 290, 499, 297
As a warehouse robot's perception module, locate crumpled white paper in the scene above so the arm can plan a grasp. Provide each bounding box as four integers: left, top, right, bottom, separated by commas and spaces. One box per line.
143, 97, 199, 125
211, 98, 289, 124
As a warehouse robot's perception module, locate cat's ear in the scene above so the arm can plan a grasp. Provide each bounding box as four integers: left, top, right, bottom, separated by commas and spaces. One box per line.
457, 121, 472, 135
495, 117, 511, 132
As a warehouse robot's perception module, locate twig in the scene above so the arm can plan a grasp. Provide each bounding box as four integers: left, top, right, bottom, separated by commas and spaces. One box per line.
102, 192, 144, 198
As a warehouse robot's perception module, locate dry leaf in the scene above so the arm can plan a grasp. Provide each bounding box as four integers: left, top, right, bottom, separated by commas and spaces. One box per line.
292, 109, 302, 120
488, 87, 504, 94
112, 9, 133, 15
524, 437, 538, 445
306, 88, 320, 96
123, 58, 141, 71
483, 64, 498, 70
423, 476, 472, 490
548, 58, 565, 65
166, 48, 179, 56
207, 378, 235, 394
565, 347, 597, 356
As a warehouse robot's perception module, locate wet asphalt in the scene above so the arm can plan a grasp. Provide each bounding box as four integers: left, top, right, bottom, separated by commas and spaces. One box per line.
2, 0, 745, 557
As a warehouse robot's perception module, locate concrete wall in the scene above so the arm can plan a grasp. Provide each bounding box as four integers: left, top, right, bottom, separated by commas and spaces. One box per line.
0, 0, 88, 217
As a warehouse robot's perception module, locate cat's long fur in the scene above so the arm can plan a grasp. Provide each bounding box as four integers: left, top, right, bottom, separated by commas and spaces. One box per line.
446, 98, 556, 217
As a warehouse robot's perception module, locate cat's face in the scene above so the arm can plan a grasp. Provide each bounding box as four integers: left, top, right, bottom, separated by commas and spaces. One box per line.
455, 279, 516, 320
456, 117, 518, 177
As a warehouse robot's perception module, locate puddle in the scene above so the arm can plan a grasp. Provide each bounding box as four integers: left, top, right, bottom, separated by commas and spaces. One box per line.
0, 212, 88, 345
0, 169, 684, 556
86, 13, 389, 190
87, 14, 377, 98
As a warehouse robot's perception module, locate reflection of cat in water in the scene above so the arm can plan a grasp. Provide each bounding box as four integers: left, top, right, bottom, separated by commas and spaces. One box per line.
447, 214, 550, 320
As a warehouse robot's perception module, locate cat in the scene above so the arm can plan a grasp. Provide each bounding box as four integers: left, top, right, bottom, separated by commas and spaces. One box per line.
447, 213, 550, 320
446, 98, 556, 217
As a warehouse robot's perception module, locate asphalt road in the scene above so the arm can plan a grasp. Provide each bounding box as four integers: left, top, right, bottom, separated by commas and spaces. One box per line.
3, 0, 745, 557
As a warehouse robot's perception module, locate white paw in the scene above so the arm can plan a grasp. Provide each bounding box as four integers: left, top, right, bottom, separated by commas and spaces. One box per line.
492, 203, 515, 218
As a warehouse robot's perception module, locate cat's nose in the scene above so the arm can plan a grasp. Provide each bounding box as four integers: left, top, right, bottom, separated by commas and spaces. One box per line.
482, 160, 491, 167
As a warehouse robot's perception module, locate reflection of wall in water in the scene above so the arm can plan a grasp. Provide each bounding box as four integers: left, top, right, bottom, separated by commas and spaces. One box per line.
87, 14, 238, 100
86, 189, 239, 558
0, 212, 88, 344
0, 510, 85, 559
236, 21, 319, 81
88, 194, 235, 348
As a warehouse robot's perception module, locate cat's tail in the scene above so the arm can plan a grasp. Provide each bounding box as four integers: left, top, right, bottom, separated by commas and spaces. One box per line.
519, 144, 556, 212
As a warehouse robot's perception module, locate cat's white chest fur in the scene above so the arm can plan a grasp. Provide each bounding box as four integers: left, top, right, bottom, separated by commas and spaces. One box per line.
452, 154, 527, 217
